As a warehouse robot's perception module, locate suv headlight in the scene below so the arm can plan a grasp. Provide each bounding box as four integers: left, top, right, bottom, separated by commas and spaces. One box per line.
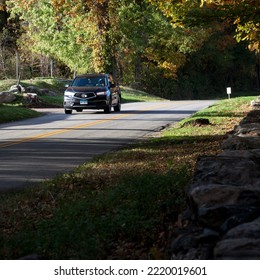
64, 91, 74, 99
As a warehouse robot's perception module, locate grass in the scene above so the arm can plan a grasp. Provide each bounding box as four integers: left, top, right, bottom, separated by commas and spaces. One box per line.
0, 104, 42, 124
163, 97, 253, 140
0, 95, 255, 260
0, 78, 66, 123
121, 86, 164, 102
1, 169, 188, 259
0, 78, 68, 93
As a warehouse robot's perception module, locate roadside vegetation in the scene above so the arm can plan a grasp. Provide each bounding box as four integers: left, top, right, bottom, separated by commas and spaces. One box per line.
0, 78, 66, 123
0, 105, 41, 123
0, 93, 255, 259
121, 86, 164, 103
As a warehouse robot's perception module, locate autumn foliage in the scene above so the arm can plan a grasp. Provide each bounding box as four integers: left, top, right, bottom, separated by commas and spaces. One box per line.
0, 0, 258, 97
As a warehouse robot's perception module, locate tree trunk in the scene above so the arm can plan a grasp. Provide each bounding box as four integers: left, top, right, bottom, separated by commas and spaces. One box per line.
0, 0, 7, 31
256, 54, 260, 90
50, 58, 53, 78
15, 48, 19, 81
90, 0, 114, 74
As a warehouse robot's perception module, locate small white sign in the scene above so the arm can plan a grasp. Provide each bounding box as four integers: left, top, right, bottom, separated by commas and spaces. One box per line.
226, 87, 232, 94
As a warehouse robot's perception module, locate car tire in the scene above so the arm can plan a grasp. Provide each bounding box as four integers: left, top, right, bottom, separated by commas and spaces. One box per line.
114, 97, 121, 112
104, 99, 112, 113
65, 109, 72, 114
76, 109, 83, 112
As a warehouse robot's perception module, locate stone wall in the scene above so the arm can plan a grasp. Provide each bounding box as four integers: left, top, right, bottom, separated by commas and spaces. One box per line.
171, 105, 260, 260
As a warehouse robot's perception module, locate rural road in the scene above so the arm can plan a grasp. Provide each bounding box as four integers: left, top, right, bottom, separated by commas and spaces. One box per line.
0, 100, 216, 191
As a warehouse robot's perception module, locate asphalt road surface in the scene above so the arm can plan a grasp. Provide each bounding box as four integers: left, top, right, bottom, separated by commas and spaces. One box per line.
0, 100, 216, 191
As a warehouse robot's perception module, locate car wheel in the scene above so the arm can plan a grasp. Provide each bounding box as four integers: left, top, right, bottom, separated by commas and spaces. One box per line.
65, 109, 72, 114
76, 109, 83, 112
104, 100, 112, 113
114, 97, 121, 112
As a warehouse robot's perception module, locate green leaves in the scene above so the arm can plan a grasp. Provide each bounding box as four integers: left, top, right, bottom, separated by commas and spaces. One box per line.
6, 0, 103, 73
3, 0, 258, 98
148, 0, 260, 53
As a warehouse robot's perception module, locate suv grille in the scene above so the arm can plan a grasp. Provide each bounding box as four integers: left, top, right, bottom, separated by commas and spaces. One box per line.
74, 92, 95, 99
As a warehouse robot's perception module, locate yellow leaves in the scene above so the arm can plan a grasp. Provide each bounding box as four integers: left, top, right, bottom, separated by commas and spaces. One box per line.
201, 0, 242, 5
236, 21, 260, 53
146, 43, 187, 78
158, 61, 178, 78
51, 0, 71, 11
20, 0, 37, 10
50, 0, 65, 7
248, 41, 260, 53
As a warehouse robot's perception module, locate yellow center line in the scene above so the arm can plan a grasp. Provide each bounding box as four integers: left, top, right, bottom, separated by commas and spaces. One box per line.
0, 103, 170, 149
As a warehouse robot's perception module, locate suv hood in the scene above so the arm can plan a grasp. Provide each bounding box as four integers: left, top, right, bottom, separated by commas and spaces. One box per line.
66, 86, 107, 93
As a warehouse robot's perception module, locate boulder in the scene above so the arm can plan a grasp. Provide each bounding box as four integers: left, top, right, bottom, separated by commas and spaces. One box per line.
214, 218, 260, 259
240, 110, 260, 124
251, 97, 260, 108
214, 238, 260, 259
189, 153, 260, 191
171, 224, 214, 260
22, 93, 39, 105
222, 111, 260, 150
26, 86, 39, 93
9, 84, 25, 93
223, 217, 260, 239
38, 88, 49, 95
198, 205, 260, 231
222, 135, 260, 150
25, 86, 51, 96
190, 184, 260, 209
0, 91, 16, 103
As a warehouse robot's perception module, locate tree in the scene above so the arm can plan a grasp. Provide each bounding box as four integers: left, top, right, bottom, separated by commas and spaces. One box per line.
6, 0, 118, 74
0, 0, 7, 31
203, 0, 259, 51
4, 0, 257, 95
148, 0, 260, 52
0, 4, 22, 79
7, 0, 93, 73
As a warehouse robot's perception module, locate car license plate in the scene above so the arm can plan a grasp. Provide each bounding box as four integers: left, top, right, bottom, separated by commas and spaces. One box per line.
80, 100, 88, 105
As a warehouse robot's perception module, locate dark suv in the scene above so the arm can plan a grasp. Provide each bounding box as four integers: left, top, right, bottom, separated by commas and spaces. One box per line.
63, 73, 121, 114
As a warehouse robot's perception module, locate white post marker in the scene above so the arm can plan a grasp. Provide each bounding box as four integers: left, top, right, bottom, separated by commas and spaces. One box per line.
226, 87, 231, 99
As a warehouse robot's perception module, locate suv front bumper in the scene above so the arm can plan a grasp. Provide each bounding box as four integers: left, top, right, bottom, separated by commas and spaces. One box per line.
64, 96, 110, 110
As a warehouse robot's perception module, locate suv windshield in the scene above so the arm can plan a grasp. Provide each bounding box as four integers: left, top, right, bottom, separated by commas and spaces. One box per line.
71, 76, 107, 87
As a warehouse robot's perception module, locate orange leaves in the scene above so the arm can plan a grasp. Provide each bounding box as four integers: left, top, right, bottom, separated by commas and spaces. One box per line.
0, 0, 6, 12
50, 0, 78, 13
15, 0, 38, 10
50, 0, 75, 21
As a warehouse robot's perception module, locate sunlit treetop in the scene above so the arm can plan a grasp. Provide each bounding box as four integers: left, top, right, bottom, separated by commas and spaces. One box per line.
148, 0, 260, 52
201, 0, 260, 52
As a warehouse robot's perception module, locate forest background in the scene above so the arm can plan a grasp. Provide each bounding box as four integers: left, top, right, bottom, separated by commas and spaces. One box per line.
0, 0, 259, 99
